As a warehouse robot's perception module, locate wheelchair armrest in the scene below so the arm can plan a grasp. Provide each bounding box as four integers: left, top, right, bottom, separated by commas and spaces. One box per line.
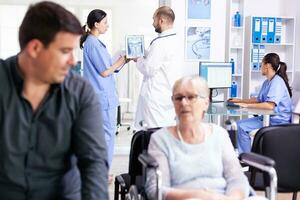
115, 175, 127, 188
293, 111, 300, 115
292, 111, 300, 124
239, 152, 275, 168
138, 153, 158, 168
239, 153, 277, 200
127, 185, 139, 200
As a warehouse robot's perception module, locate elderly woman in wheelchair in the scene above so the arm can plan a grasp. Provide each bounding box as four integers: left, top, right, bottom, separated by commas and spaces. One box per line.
144, 75, 261, 200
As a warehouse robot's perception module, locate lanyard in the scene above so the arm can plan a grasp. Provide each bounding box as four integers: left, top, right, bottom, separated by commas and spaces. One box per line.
150, 33, 176, 45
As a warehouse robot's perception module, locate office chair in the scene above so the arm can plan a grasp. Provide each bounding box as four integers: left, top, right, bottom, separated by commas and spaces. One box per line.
114, 127, 161, 200
246, 124, 300, 200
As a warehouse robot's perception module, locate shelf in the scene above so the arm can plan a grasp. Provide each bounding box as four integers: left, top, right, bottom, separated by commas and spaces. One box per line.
251, 70, 293, 73
230, 46, 243, 49
251, 43, 294, 46
233, 74, 243, 77
251, 15, 295, 20
226, 0, 245, 103
231, 26, 244, 30
246, 16, 295, 99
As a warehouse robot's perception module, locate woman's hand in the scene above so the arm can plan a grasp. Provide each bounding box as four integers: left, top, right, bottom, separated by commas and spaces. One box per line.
166, 188, 245, 200
227, 98, 241, 103
124, 56, 133, 63
117, 55, 126, 64
196, 189, 245, 200
193, 189, 228, 200
235, 103, 249, 108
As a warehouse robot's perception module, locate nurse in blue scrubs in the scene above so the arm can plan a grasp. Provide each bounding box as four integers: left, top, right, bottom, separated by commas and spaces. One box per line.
229, 53, 292, 153
80, 9, 127, 170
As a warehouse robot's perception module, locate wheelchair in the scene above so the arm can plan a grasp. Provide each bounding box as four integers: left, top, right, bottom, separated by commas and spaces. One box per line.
125, 151, 277, 200
114, 125, 161, 200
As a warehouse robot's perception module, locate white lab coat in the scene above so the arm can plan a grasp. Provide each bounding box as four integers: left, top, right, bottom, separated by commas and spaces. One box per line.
135, 29, 182, 130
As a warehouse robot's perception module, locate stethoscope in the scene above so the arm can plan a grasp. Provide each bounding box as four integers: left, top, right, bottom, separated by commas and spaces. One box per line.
150, 33, 176, 45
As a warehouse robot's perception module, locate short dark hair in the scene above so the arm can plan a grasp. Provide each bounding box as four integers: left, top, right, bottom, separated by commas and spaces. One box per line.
155, 6, 175, 24
19, 1, 83, 50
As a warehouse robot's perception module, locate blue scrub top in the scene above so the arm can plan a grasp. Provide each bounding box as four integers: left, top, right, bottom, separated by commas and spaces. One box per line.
83, 35, 119, 110
257, 74, 292, 124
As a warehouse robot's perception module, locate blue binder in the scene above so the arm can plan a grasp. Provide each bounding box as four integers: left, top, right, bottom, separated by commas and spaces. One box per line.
258, 45, 265, 70
252, 44, 259, 71
252, 17, 261, 43
267, 17, 275, 43
275, 18, 282, 43
261, 17, 268, 43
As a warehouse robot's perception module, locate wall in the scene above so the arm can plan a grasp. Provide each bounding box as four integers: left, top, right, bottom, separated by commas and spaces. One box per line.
171, 0, 227, 76
170, 0, 297, 76
243, 0, 299, 81
0, 0, 157, 115
110, 2, 157, 112
243, 0, 283, 17
0, 0, 298, 115
281, 0, 300, 74
243, 0, 299, 70
0, 0, 157, 57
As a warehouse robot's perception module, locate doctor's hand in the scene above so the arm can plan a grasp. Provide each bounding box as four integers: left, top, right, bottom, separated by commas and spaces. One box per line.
124, 56, 132, 63
131, 57, 140, 62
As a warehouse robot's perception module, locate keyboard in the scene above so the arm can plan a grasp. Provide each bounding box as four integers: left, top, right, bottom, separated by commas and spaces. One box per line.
226, 101, 240, 108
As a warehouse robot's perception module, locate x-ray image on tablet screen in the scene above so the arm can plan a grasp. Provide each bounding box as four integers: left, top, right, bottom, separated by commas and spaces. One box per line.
125, 35, 145, 58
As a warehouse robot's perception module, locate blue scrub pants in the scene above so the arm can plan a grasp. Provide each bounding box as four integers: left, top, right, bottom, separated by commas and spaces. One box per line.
237, 117, 263, 154
101, 107, 117, 169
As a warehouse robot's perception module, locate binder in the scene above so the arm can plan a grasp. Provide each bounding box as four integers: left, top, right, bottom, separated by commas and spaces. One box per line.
258, 45, 265, 70
261, 17, 268, 43
275, 18, 282, 43
267, 17, 275, 43
252, 44, 259, 71
252, 17, 261, 43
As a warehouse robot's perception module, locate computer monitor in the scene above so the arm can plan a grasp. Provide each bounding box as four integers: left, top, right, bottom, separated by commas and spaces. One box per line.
199, 62, 232, 89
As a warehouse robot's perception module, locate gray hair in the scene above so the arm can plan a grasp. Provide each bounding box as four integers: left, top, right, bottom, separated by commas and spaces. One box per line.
172, 75, 209, 98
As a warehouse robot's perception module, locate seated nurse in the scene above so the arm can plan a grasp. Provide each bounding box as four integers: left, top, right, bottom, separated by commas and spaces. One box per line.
229, 53, 292, 154
146, 75, 250, 200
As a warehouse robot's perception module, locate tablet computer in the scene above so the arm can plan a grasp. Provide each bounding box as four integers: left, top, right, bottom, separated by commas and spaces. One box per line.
125, 35, 145, 58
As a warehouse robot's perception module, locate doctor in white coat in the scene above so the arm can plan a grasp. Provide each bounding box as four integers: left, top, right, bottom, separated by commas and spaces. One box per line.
134, 6, 182, 130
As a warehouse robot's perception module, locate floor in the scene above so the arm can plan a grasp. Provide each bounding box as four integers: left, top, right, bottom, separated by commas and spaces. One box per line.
109, 120, 299, 200
109, 127, 131, 199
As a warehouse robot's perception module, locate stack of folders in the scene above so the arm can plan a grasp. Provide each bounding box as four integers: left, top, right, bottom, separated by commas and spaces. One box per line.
252, 17, 282, 44
251, 44, 265, 71
251, 16, 281, 71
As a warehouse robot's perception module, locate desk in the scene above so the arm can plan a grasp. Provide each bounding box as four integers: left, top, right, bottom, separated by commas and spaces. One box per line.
206, 102, 278, 127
